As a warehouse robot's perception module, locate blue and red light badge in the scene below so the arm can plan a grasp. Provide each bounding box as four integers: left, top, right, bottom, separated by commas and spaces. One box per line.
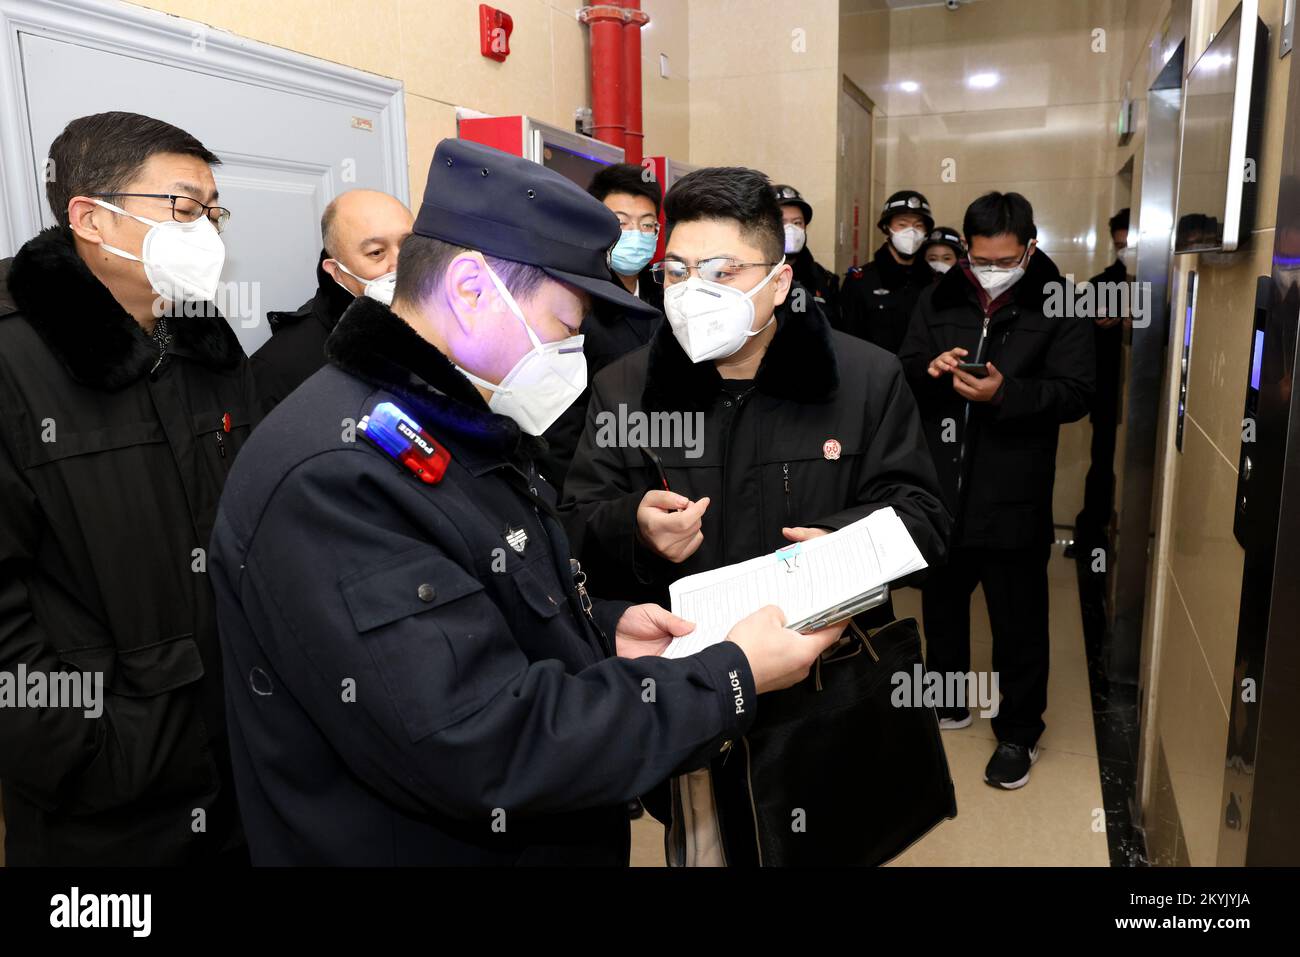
358, 401, 451, 484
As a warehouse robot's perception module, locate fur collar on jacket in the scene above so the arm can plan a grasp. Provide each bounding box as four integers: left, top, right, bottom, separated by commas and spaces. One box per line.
642, 282, 839, 413
2, 226, 243, 391
324, 295, 545, 462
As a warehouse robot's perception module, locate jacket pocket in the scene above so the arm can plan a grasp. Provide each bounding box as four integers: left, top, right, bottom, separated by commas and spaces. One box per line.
341, 548, 517, 742
58, 633, 216, 813
61, 632, 205, 697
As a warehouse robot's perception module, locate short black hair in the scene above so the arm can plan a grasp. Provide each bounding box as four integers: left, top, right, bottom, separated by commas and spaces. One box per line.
1108, 207, 1131, 236
45, 112, 220, 228
663, 166, 784, 264
588, 163, 661, 215
393, 234, 549, 306
963, 191, 1036, 245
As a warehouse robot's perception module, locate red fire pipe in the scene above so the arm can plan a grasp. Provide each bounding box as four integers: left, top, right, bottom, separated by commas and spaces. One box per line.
620, 1, 649, 165
579, 4, 626, 149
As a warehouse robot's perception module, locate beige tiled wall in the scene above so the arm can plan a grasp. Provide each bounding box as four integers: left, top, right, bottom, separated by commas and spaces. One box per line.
688, 0, 842, 261
1141, 0, 1291, 867
128, 0, 692, 206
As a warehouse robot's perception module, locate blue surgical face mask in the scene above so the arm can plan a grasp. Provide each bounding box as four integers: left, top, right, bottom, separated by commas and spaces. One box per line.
610, 230, 658, 276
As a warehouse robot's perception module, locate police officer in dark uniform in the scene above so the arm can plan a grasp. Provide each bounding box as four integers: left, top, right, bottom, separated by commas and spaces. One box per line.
838, 190, 935, 353
772, 184, 839, 320
918, 226, 964, 284
208, 138, 843, 865
1072, 208, 1131, 555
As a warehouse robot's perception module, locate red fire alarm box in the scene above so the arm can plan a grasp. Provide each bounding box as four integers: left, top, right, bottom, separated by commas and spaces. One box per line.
480, 5, 513, 62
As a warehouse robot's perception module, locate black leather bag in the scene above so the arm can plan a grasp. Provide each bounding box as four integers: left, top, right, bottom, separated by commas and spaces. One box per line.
712, 617, 957, 866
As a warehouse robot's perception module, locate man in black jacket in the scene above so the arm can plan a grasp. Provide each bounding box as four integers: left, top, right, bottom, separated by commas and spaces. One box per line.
898, 191, 1094, 790
0, 112, 257, 864
540, 164, 663, 491
838, 189, 936, 353
252, 189, 412, 410
208, 139, 840, 866
561, 166, 950, 863
1072, 208, 1131, 554
773, 184, 839, 320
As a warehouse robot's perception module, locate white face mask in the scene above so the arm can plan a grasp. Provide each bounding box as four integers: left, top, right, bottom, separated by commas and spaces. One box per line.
890, 226, 926, 257
332, 260, 397, 306
1118, 246, 1138, 274
928, 260, 953, 274
95, 199, 225, 303
972, 244, 1032, 297
663, 259, 784, 364
783, 224, 806, 255
454, 265, 587, 436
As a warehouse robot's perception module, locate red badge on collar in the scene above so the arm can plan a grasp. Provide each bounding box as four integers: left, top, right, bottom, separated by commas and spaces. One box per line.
823, 438, 842, 461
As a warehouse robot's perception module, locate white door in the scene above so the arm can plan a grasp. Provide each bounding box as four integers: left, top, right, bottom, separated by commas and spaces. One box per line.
0, 0, 407, 355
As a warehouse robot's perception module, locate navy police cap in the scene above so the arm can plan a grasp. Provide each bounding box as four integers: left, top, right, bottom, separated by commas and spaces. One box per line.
414, 138, 658, 316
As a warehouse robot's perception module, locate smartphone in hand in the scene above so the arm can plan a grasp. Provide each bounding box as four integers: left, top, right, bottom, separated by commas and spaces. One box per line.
955, 362, 989, 379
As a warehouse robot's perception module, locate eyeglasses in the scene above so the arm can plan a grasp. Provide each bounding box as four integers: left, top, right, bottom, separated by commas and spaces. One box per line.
649, 257, 781, 285
616, 215, 660, 236
91, 192, 232, 234
970, 245, 1031, 269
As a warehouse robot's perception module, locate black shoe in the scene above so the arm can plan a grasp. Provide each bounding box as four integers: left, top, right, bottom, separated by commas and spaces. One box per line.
937, 707, 972, 730
984, 741, 1039, 789
628, 800, 644, 820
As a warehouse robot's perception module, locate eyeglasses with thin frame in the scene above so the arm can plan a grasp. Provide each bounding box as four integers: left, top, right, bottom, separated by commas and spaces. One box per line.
649, 257, 781, 285
969, 243, 1033, 270
91, 192, 232, 234
615, 214, 660, 236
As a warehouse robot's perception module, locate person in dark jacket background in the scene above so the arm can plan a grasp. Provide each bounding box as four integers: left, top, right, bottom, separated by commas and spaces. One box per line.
208, 139, 839, 866
838, 189, 936, 353
0, 111, 256, 865
562, 166, 950, 864
251, 189, 412, 410
540, 163, 665, 491
898, 191, 1094, 791
920, 226, 964, 283
1072, 208, 1131, 556
773, 183, 839, 320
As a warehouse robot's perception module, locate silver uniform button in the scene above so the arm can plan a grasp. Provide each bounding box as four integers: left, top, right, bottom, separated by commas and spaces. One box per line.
417, 583, 436, 602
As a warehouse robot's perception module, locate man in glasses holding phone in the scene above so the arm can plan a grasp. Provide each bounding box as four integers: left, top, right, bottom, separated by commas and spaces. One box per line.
562, 166, 949, 863
0, 112, 257, 863
898, 191, 1094, 790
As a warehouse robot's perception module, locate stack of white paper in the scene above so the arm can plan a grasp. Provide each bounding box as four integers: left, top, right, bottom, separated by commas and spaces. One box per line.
663, 507, 926, 659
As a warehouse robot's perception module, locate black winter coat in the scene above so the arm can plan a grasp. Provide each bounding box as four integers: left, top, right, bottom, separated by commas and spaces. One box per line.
789, 247, 840, 323
837, 242, 933, 354
897, 251, 1095, 550
0, 226, 257, 864
208, 296, 756, 865
540, 277, 662, 493
250, 250, 354, 411
561, 289, 951, 621
1085, 259, 1126, 424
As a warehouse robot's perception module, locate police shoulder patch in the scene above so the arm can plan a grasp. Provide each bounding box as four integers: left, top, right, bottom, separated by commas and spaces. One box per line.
357, 401, 452, 485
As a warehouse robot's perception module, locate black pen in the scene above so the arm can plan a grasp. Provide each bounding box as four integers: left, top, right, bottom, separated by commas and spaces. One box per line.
639, 445, 671, 493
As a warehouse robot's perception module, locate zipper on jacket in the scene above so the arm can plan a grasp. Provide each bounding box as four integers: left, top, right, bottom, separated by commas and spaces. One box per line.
955, 312, 992, 495
782, 462, 792, 523
214, 430, 226, 459
742, 737, 763, 867
718, 386, 756, 559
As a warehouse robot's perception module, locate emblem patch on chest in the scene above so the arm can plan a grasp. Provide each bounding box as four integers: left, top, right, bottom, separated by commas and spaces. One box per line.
823, 438, 842, 461
505, 527, 528, 554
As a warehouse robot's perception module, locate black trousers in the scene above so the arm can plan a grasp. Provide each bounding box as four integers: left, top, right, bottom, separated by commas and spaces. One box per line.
1075, 409, 1118, 544
920, 544, 1051, 748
